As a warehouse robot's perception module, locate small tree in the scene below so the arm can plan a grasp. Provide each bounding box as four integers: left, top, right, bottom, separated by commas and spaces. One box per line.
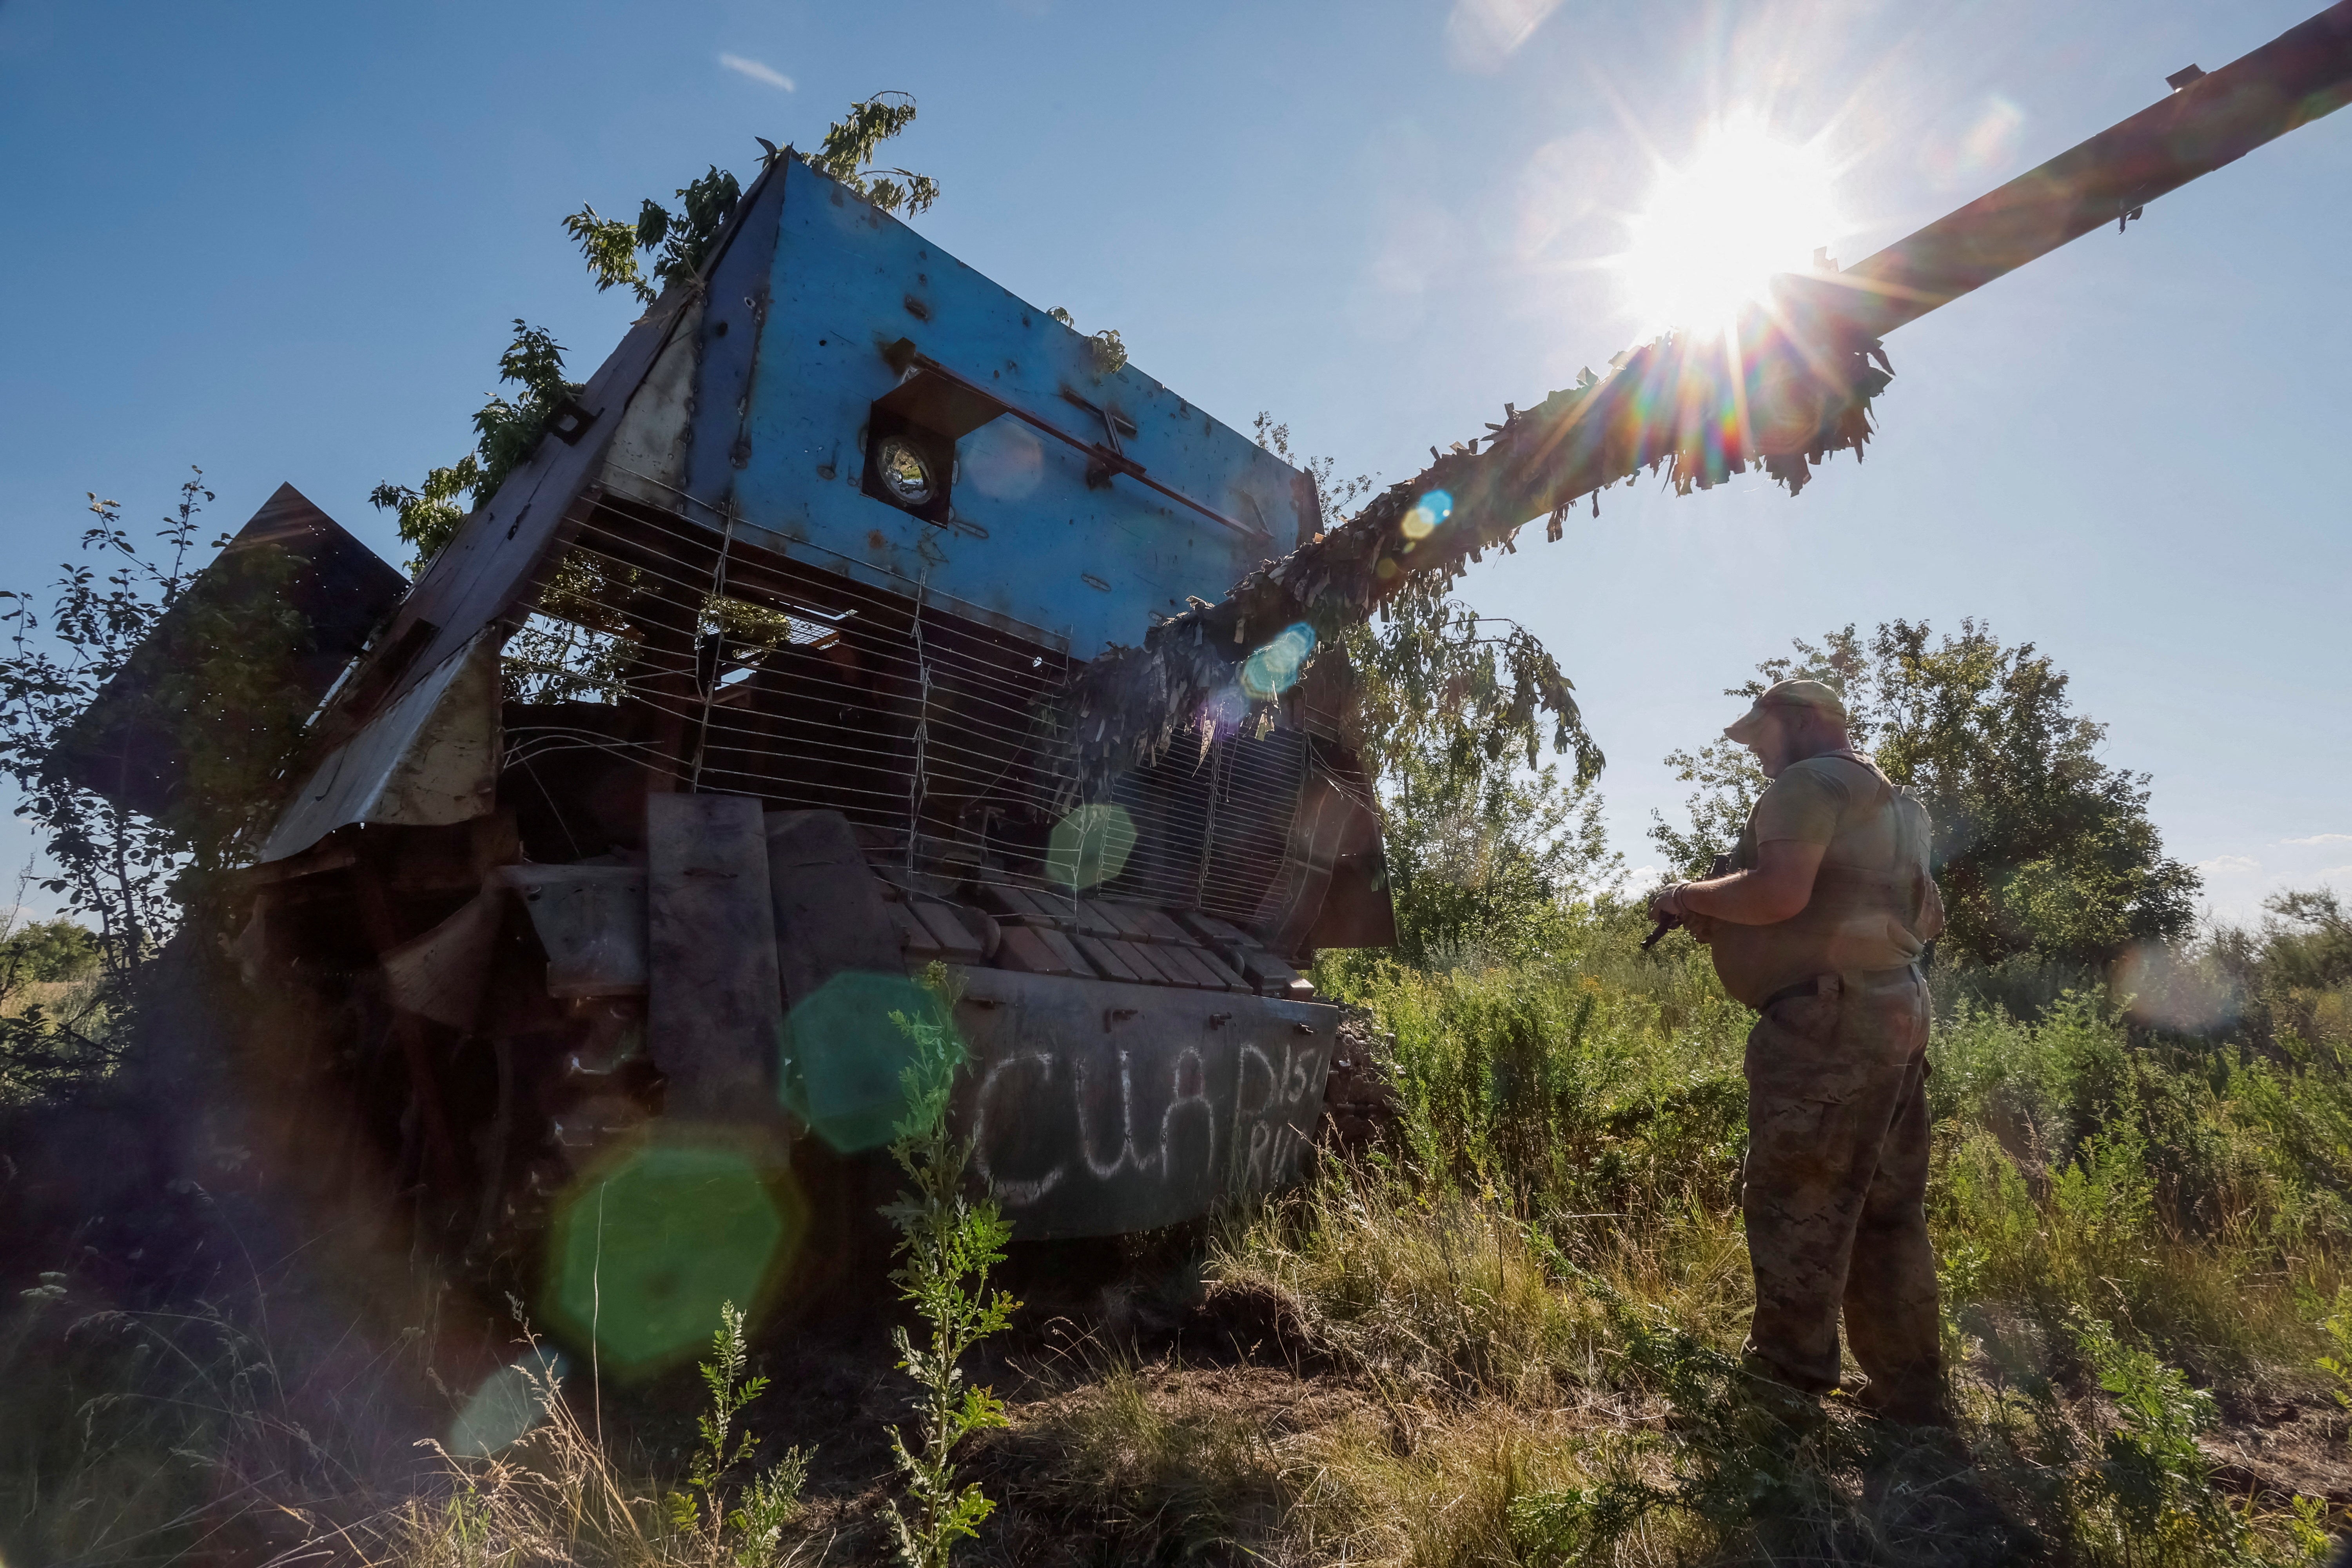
1252, 416, 1614, 963
0, 473, 315, 1098
664, 1302, 810, 1567
379, 93, 939, 575
880, 973, 1018, 1567
368, 322, 577, 570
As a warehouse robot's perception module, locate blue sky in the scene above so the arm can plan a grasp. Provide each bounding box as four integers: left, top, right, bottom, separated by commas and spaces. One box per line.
3, 0, 2346, 922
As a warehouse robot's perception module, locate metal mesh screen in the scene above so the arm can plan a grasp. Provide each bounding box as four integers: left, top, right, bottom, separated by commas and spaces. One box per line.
495, 495, 1312, 925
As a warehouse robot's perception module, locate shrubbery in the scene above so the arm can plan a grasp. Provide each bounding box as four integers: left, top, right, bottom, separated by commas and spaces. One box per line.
1190, 902, 2352, 1564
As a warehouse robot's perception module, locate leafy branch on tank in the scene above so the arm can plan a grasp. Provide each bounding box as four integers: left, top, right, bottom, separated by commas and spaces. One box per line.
1062, 323, 1890, 795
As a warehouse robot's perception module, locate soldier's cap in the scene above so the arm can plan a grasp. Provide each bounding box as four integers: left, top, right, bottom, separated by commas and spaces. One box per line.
1724, 678, 1847, 743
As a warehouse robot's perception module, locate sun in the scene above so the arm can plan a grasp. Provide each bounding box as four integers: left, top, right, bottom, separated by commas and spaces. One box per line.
1617, 116, 1842, 337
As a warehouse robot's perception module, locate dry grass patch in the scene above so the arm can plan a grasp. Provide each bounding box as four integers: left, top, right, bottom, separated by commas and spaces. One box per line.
1002, 1359, 1682, 1568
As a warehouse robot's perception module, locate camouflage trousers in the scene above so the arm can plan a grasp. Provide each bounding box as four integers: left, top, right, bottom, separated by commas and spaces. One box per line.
1740, 967, 1941, 1414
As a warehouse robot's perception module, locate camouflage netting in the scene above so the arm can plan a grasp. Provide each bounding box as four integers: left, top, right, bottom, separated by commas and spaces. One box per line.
1065, 316, 1894, 790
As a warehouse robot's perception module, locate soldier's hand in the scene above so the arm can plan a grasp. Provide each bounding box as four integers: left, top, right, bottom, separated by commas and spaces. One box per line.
1647, 882, 1687, 925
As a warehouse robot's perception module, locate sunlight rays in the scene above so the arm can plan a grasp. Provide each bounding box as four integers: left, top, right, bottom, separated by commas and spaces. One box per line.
1614, 114, 1843, 339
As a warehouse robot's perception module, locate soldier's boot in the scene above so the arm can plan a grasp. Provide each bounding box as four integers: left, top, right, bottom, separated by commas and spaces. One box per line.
1737, 1352, 1829, 1437
1846, 1374, 1956, 1430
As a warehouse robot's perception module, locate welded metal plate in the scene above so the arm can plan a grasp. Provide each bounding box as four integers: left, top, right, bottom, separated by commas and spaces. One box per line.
259, 630, 502, 862
56, 483, 406, 816
944, 965, 1334, 1238
499, 864, 648, 998
721, 159, 1316, 661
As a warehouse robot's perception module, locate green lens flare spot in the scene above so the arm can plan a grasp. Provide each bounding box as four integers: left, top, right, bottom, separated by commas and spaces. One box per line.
447, 1347, 567, 1457
780, 970, 963, 1154
541, 1138, 800, 1377
1047, 802, 1137, 891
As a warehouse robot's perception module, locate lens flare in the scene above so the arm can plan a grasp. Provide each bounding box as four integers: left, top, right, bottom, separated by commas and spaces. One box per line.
1199, 683, 1249, 731
448, 1348, 568, 1457
1240, 622, 1317, 701
1618, 116, 1840, 336
1399, 489, 1453, 541
960, 419, 1044, 501
541, 1137, 801, 1377
780, 970, 964, 1154
1047, 802, 1138, 891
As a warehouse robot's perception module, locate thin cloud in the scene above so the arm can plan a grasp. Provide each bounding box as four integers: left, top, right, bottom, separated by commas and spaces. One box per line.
1445, 0, 1565, 73
2283, 833, 2352, 846
719, 54, 794, 92
2195, 855, 2261, 875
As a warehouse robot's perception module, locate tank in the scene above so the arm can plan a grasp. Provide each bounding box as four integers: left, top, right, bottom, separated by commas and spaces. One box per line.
212, 149, 1393, 1275
80, 2, 2351, 1320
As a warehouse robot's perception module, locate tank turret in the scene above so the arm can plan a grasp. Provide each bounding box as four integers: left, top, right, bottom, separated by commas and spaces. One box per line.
230, 150, 1392, 1261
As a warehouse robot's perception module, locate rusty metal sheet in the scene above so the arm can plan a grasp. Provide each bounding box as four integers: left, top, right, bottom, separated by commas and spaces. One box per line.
380, 882, 503, 1029
947, 967, 1334, 1238
345, 161, 787, 730
1256, 745, 1391, 958
648, 793, 782, 1118
258, 630, 502, 863
680, 167, 790, 508
598, 292, 708, 514
497, 865, 648, 998
56, 483, 406, 817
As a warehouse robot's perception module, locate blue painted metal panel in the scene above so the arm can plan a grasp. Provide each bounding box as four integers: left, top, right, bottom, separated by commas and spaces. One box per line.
682, 166, 788, 505
721, 160, 1312, 657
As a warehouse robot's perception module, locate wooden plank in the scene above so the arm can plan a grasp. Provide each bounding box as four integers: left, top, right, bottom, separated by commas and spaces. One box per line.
647, 793, 782, 1118
885, 901, 942, 961
1158, 944, 1233, 991
996, 923, 1074, 976
1131, 906, 1197, 947
911, 902, 986, 962
1093, 900, 1156, 941
1176, 908, 1252, 951
1238, 948, 1315, 1001
1193, 945, 1249, 992
1072, 933, 1142, 983
1101, 937, 1165, 983
766, 809, 905, 1002
1026, 886, 1082, 929
1032, 926, 1097, 977
1124, 940, 1195, 987
982, 883, 1047, 921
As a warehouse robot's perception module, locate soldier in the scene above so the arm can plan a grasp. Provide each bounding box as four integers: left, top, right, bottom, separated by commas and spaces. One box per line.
1648, 678, 1949, 1426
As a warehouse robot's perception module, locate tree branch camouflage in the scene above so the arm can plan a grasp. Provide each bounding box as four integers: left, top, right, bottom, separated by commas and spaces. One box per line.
383, 96, 940, 577
1065, 313, 1890, 793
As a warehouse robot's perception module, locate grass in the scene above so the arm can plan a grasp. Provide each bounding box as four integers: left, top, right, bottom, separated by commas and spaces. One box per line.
377, 1332, 820, 1568
9, 902, 2352, 1564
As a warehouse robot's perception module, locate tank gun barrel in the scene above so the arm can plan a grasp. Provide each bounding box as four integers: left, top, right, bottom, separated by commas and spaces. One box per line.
1066, 1, 2352, 788
1786, 0, 2352, 341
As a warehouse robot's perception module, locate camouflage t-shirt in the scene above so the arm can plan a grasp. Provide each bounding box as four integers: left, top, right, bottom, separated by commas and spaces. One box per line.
1703, 753, 1926, 1009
